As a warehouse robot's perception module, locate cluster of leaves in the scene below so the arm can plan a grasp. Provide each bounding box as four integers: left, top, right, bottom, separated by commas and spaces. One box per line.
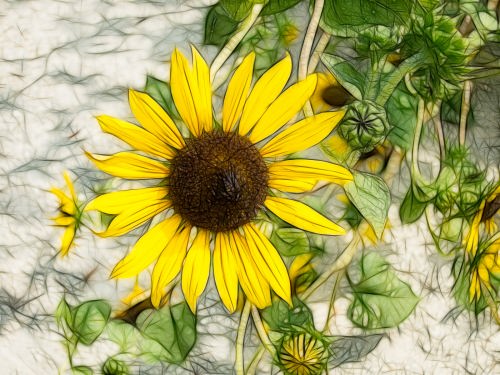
56, 298, 196, 374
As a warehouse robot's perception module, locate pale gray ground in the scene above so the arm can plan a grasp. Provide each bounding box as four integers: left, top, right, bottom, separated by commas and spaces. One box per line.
0, 0, 498, 374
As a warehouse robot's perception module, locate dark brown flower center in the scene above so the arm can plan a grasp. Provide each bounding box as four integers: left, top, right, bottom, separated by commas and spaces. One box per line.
321, 85, 351, 107
168, 131, 268, 232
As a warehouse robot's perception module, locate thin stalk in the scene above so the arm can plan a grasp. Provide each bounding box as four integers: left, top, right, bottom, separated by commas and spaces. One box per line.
245, 346, 266, 375
251, 306, 276, 356
411, 98, 426, 183
301, 234, 360, 300
459, 80, 472, 146
210, 3, 264, 82
431, 101, 445, 166
308, 31, 331, 74
236, 300, 252, 375
321, 270, 344, 334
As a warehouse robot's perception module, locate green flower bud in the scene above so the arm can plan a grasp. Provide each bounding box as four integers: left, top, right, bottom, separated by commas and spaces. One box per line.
102, 358, 129, 375
278, 332, 327, 375
338, 100, 389, 153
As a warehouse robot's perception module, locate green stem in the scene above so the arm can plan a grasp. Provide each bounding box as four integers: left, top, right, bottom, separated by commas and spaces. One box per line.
459, 80, 472, 146
236, 300, 252, 375
301, 234, 360, 301
245, 346, 266, 375
321, 270, 344, 334
411, 98, 426, 185
308, 31, 331, 74
210, 3, 264, 82
375, 53, 425, 106
251, 306, 275, 356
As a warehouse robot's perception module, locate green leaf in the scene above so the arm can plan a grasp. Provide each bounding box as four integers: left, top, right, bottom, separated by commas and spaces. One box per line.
71, 300, 111, 346
144, 76, 180, 120
262, 0, 302, 15
321, 54, 365, 100
348, 252, 419, 329
204, 4, 239, 47
220, 0, 253, 21
270, 227, 313, 256
106, 320, 142, 353
399, 185, 428, 224
261, 297, 314, 332
329, 334, 385, 367
102, 357, 130, 375
136, 302, 196, 364
320, 0, 413, 37
72, 366, 93, 375
451, 255, 488, 313
385, 83, 418, 150
55, 297, 72, 330
344, 172, 390, 238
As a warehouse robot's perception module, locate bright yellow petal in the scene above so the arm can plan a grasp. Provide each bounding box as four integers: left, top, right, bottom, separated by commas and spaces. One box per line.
222, 53, 255, 132
53, 215, 75, 226
171, 48, 212, 136
51, 187, 73, 213
465, 203, 484, 256
259, 111, 345, 158
121, 277, 146, 306
111, 215, 182, 279
128, 89, 185, 149
63, 171, 77, 201
86, 151, 169, 179
151, 225, 191, 308
249, 74, 318, 143
229, 231, 271, 309
191, 46, 213, 133
85, 187, 168, 214
238, 54, 292, 136
242, 223, 292, 304
182, 230, 211, 312
268, 178, 318, 193
103, 201, 171, 237
268, 159, 353, 188
265, 196, 345, 235
96, 115, 175, 159
60, 225, 76, 257
213, 232, 239, 312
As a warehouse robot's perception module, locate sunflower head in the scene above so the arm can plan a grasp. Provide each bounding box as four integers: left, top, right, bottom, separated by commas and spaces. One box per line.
85, 47, 349, 313
468, 238, 500, 302
278, 332, 328, 375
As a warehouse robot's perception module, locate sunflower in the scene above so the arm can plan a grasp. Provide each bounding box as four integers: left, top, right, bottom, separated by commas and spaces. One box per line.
51, 172, 81, 257
469, 237, 500, 301
85, 47, 351, 312
278, 332, 327, 375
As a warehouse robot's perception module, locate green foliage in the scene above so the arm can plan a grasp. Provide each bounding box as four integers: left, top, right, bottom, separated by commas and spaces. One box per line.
144, 76, 180, 120
399, 184, 429, 224
344, 172, 390, 238
321, 54, 365, 100
71, 300, 112, 346
261, 0, 302, 16
348, 252, 419, 329
136, 302, 196, 364
204, 4, 239, 47
261, 297, 314, 332
386, 84, 418, 150
319, 0, 414, 37
451, 255, 488, 313
72, 366, 93, 375
102, 358, 129, 375
270, 227, 322, 257
328, 334, 385, 367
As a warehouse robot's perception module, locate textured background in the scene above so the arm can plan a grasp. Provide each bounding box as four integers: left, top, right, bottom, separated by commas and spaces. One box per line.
0, 0, 499, 373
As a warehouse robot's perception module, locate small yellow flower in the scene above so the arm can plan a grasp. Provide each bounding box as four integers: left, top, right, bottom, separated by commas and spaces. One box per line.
282, 23, 300, 46
469, 238, 500, 301
310, 72, 352, 113
85, 47, 352, 313
279, 333, 326, 375
51, 172, 81, 257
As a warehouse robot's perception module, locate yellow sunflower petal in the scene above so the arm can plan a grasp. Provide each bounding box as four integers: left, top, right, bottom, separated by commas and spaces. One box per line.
242, 223, 291, 304
213, 232, 239, 312
222, 53, 255, 132
249, 74, 318, 143
85, 187, 168, 214
128, 89, 185, 149
53, 215, 75, 226
268, 178, 318, 193
151, 225, 191, 308
238, 54, 292, 136
86, 151, 169, 180
265, 196, 345, 235
191, 46, 213, 133
96, 115, 175, 159
268, 159, 353, 188
51, 187, 73, 210
111, 215, 182, 279
229, 231, 271, 309
182, 229, 211, 312
60, 225, 76, 257
63, 171, 77, 201
259, 111, 345, 158
171, 48, 212, 136
103, 201, 171, 237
